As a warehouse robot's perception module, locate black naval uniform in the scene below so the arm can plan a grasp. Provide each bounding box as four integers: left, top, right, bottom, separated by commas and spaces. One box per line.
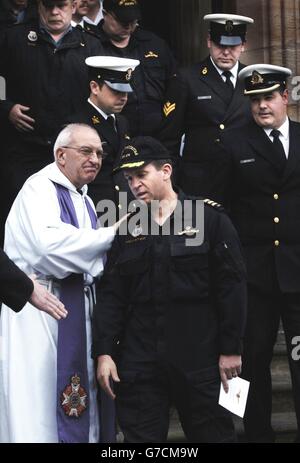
0, 248, 33, 312
66, 101, 133, 211
0, 21, 103, 193
93, 191, 247, 443
92, 23, 177, 136
158, 57, 252, 199
217, 119, 300, 442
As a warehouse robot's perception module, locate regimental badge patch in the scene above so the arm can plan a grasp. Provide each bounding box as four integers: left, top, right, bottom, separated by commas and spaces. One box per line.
28, 31, 37, 42
163, 101, 176, 117
92, 115, 100, 125
61, 374, 88, 418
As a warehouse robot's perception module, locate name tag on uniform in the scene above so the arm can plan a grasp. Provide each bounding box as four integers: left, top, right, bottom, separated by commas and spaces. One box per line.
240, 158, 255, 164
197, 95, 212, 100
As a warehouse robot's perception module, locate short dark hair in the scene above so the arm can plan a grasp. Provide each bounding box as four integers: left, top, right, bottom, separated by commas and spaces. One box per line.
151, 159, 173, 170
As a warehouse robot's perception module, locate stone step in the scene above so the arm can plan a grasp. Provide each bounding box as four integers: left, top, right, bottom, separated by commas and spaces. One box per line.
167, 411, 297, 443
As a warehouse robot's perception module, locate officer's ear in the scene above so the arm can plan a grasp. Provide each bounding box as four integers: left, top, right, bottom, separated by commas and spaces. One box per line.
56, 148, 66, 166
162, 163, 172, 181
90, 80, 101, 95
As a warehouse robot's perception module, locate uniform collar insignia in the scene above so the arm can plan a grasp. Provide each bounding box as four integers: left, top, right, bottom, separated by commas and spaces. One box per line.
92, 115, 101, 124
202, 66, 208, 75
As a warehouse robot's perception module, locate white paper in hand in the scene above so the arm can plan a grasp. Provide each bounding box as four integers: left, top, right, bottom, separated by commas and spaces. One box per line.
219, 377, 250, 418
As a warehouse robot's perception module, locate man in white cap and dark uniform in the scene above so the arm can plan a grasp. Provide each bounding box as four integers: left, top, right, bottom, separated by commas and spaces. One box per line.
158, 13, 254, 201
215, 64, 300, 443
66, 56, 139, 215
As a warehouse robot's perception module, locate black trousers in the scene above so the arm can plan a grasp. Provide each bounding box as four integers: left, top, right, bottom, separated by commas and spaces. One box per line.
242, 282, 300, 442
115, 362, 236, 443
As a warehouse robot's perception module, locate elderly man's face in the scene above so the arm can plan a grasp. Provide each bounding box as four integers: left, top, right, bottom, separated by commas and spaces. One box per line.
38, 0, 74, 34
56, 126, 103, 188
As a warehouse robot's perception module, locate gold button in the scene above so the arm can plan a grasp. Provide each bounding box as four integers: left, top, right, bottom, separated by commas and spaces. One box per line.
115, 185, 120, 191
274, 217, 280, 224
220, 124, 225, 130
215, 138, 220, 143
274, 240, 280, 247
273, 193, 279, 200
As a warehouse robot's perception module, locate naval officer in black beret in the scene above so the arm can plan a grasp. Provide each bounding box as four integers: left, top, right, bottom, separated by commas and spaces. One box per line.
92, 136, 247, 443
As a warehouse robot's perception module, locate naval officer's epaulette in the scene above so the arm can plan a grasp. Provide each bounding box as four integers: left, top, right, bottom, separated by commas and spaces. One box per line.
203, 198, 224, 211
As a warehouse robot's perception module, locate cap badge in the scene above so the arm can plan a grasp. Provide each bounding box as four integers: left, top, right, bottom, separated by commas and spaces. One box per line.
131, 225, 143, 237
163, 101, 176, 117
61, 374, 88, 418
92, 115, 100, 125
178, 226, 199, 237
28, 31, 37, 42
125, 68, 133, 81
202, 67, 208, 75
145, 51, 159, 58
251, 71, 264, 85
225, 20, 234, 34
123, 145, 139, 157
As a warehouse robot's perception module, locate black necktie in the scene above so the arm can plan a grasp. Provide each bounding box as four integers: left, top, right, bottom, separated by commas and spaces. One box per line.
270, 129, 287, 170
106, 115, 116, 132
222, 70, 234, 95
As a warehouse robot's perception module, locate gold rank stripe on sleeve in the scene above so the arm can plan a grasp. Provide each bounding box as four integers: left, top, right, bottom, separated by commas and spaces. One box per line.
163, 102, 176, 117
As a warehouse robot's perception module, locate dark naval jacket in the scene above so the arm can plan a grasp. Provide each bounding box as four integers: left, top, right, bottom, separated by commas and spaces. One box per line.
158, 57, 252, 197
0, 248, 33, 312
91, 22, 177, 137
216, 119, 300, 293
93, 191, 247, 377
0, 21, 103, 162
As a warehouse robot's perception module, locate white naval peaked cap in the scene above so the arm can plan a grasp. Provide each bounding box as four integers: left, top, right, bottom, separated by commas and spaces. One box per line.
238, 64, 292, 95
85, 56, 140, 93
204, 13, 254, 46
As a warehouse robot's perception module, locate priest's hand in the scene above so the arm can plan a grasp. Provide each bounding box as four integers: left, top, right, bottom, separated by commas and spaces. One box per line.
97, 354, 120, 399
28, 274, 68, 320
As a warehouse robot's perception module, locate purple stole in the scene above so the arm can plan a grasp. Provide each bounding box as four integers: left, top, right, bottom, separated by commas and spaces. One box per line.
54, 183, 96, 443
54, 182, 116, 443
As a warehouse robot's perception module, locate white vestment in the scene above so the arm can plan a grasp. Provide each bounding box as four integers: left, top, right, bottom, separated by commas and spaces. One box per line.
0, 163, 115, 443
